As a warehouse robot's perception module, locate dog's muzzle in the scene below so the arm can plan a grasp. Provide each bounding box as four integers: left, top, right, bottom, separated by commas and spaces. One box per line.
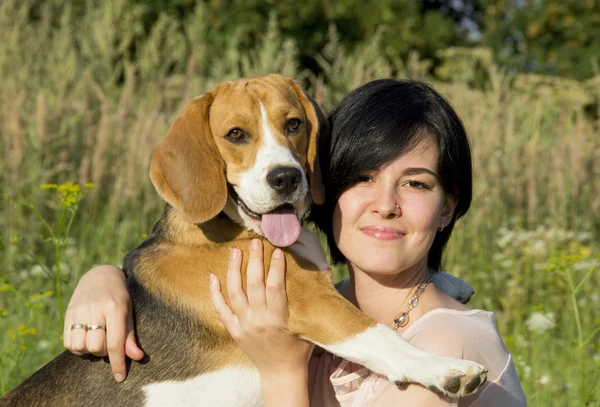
267, 166, 302, 196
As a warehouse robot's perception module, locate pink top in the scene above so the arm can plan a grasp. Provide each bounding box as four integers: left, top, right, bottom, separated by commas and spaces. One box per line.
308, 309, 526, 406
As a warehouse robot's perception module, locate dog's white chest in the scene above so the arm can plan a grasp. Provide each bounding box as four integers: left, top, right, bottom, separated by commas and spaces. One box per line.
143, 366, 262, 407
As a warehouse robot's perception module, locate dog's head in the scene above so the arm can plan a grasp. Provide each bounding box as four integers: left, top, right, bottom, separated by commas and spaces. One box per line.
150, 75, 326, 247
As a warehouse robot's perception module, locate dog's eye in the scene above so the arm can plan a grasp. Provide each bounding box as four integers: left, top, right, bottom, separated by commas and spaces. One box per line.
226, 128, 248, 143
286, 119, 303, 133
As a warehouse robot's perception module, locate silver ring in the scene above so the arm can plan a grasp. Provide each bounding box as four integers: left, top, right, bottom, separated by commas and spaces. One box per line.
87, 325, 106, 331
71, 323, 87, 330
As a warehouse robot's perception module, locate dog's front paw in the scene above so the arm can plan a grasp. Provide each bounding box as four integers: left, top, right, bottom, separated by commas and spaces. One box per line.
395, 358, 488, 398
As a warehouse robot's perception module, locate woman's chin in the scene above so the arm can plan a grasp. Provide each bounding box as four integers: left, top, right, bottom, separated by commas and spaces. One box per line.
353, 260, 408, 276
350, 253, 424, 278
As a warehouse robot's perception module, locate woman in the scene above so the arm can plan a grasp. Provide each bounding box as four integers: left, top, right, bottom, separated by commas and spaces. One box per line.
65, 79, 526, 405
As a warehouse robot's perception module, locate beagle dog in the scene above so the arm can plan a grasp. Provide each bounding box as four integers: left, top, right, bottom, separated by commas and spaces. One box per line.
1, 75, 486, 406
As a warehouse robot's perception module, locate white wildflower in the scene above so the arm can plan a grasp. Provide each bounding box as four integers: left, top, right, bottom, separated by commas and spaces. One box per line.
573, 259, 599, 271
52, 262, 71, 276
515, 334, 530, 348
577, 232, 592, 242
538, 375, 551, 385
65, 246, 78, 257
493, 253, 507, 262
526, 312, 555, 333
524, 239, 547, 257
30, 264, 46, 277
496, 228, 514, 249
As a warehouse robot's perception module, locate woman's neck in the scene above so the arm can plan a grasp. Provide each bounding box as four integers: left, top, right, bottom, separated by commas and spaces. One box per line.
341, 261, 433, 328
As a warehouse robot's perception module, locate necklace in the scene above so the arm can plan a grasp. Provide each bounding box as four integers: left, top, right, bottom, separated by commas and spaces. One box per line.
393, 277, 433, 330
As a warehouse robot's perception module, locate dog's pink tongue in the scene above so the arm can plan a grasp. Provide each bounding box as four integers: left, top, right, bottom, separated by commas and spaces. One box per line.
261, 207, 301, 247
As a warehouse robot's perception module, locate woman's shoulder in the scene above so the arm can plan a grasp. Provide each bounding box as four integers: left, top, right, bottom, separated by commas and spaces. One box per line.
402, 309, 526, 406
404, 308, 505, 356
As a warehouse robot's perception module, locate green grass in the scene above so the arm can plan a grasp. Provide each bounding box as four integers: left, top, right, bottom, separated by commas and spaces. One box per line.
1, 1, 599, 405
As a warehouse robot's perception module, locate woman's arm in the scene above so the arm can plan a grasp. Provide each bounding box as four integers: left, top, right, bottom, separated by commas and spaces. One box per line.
209, 239, 313, 407
64, 265, 144, 382
63, 227, 328, 394
372, 382, 457, 406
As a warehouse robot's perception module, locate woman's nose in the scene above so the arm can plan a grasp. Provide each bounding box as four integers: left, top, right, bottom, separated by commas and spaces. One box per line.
372, 185, 401, 218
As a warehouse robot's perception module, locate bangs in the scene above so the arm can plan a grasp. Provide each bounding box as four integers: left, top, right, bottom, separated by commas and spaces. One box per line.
326, 85, 434, 199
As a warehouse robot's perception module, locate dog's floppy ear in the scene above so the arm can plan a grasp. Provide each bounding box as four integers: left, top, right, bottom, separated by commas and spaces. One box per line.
150, 93, 227, 224
279, 77, 327, 205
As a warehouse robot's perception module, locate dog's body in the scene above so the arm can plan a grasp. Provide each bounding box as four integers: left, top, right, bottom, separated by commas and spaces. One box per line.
2, 75, 486, 406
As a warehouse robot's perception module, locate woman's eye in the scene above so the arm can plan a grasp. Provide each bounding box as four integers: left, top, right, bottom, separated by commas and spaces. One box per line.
286, 118, 303, 133
405, 181, 430, 190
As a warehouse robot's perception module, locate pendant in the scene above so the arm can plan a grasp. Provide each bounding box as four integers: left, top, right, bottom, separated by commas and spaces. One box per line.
394, 312, 409, 328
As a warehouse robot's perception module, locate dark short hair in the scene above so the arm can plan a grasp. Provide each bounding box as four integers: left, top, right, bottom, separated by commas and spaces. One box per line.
310, 79, 473, 270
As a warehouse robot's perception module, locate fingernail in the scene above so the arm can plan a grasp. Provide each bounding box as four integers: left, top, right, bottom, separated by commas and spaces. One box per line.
230, 248, 238, 259
251, 239, 261, 250
209, 273, 216, 283
114, 373, 124, 382
273, 249, 282, 259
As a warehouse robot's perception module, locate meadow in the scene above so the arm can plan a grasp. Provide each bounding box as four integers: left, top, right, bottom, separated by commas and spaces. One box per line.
1, 1, 599, 405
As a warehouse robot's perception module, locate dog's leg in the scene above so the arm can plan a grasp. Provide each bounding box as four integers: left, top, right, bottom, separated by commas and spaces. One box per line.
287, 274, 487, 398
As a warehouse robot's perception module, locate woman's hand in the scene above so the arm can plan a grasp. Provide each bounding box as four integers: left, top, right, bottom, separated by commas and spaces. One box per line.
209, 239, 313, 406
64, 265, 144, 382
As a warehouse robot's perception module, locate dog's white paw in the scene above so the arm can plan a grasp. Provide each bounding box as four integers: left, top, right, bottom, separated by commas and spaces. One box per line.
393, 357, 488, 398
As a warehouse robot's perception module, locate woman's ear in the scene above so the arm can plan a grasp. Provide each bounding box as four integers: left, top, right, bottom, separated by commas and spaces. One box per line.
440, 194, 458, 228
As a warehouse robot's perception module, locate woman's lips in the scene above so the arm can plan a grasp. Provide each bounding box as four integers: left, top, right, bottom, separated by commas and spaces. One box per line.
360, 226, 405, 240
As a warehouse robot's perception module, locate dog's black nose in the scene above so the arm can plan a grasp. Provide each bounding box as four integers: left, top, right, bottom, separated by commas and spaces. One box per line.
267, 167, 302, 195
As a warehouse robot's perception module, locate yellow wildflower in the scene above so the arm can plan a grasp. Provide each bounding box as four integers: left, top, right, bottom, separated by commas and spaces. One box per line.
31, 291, 54, 301
18, 325, 37, 336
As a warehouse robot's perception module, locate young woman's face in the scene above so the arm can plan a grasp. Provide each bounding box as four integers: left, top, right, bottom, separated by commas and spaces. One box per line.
332, 135, 456, 276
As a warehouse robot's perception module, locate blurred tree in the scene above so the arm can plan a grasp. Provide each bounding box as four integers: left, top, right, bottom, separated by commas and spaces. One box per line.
480, 0, 600, 80
129, 0, 472, 76
26, 0, 599, 81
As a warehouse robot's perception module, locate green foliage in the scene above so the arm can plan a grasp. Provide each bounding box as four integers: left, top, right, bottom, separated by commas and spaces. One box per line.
481, 0, 600, 80
0, 1, 599, 405
123, 0, 467, 79
0, 182, 91, 393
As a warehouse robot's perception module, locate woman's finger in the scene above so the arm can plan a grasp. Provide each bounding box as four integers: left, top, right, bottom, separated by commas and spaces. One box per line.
63, 306, 75, 350
246, 239, 266, 312
265, 249, 288, 319
226, 248, 248, 316
105, 303, 130, 382
125, 335, 144, 361
85, 319, 108, 357
68, 311, 90, 355
125, 311, 145, 362
209, 273, 239, 335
